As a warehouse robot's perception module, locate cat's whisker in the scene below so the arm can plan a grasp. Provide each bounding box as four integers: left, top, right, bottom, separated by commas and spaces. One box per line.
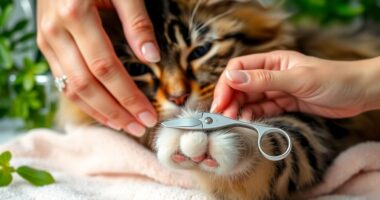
189, 0, 203, 33
194, 10, 232, 36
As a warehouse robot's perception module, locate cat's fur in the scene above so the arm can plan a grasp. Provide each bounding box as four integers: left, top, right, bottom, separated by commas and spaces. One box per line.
57, 0, 380, 199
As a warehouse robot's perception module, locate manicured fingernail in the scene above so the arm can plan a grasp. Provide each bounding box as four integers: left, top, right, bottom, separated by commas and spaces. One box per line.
141, 42, 160, 63
106, 121, 121, 131
138, 111, 157, 127
126, 122, 146, 137
226, 70, 248, 83
210, 99, 219, 113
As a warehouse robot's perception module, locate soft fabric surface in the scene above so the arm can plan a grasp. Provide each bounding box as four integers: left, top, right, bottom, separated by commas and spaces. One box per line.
0, 125, 378, 200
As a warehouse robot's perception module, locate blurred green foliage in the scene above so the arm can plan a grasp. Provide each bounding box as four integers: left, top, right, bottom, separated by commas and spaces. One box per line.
286, 0, 380, 25
0, 0, 55, 129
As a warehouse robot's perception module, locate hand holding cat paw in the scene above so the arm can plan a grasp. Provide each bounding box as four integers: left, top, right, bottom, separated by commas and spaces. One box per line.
212, 50, 380, 119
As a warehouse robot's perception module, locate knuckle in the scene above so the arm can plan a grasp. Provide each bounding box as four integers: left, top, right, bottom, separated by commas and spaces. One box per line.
120, 94, 141, 108
64, 90, 79, 101
89, 58, 116, 79
36, 35, 48, 50
40, 19, 59, 36
106, 110, 121, 120
58, 0, 81, 20
255, 70, 273, 85
129, 16, 153, 33
68, 74, 91, 93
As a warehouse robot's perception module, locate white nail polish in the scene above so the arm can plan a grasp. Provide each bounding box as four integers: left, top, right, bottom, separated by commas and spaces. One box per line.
106, 121, 121, 131
141, 42, 160, 63
226, 70, 249, 83
210, 99, 219, 113
127, 122, 146, 137
138, 111, 157, 128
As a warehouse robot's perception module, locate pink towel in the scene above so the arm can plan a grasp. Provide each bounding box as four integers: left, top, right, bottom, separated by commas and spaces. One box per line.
0, 125, 379, 199
302, 142, 380, 200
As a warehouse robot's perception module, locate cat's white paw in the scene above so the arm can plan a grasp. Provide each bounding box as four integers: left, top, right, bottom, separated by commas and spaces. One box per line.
155, 126, 249, 175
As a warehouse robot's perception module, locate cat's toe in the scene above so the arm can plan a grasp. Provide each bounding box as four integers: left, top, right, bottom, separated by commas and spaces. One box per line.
203, 157, 219, 168
180, 131, 208, 158
190, 154, 206, 163
172, 152, 187, 163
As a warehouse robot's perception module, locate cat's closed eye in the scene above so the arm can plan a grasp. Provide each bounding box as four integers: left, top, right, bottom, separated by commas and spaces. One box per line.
188, 42, 213, 61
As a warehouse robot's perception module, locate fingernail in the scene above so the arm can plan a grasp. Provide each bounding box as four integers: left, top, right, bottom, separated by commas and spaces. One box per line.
226, 70, 248, 83
141, 42, 160, 63
106, 121, 121, 131
138, 111, 157, 127
210, 99, 219, 113
126, 122, 146, 137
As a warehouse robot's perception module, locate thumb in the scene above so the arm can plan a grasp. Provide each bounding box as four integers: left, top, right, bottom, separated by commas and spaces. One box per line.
225, 69, 299, 94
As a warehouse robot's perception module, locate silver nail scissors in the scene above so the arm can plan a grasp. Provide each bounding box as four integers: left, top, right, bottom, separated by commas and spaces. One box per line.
161, 112, 292, 161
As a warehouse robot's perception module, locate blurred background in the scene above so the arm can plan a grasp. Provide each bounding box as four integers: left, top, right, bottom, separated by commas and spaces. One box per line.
0, 0, 380, 141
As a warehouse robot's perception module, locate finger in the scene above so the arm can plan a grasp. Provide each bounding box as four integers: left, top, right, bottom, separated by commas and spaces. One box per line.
241, 108, 253, 121
212, 50, 300, 112
63, 92, 108, 125
36, 34, 63, 76
248, 101, 283, 119
37, 33, 110, 126
271, 96, 299, 112
112, 0, 160, 63
62, 5, 157, 128
225, 69, 302, 94
212, 65, 242, 113
226, 50, 301, 71
222, 100, 240, 119
44, 25, 147, 137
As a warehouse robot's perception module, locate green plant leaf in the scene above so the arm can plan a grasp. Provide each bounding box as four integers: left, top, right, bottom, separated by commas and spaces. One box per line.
16, 166, 55, 186
33, 62, 48, 74
337, 4, 364, 17
0, 0, 12, 10
23, 57, 33, 69
0, 4, 13, 28
8, 19, 28, 34
23, 73, 35, 91
0, 37, 13, 69
0, 170, 12, 187
29, 99, 42, 109
15, 32, 36, 43
0, 151, 11, 165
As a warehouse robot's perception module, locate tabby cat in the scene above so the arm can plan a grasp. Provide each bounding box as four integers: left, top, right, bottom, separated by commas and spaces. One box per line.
57, 0, 380, 199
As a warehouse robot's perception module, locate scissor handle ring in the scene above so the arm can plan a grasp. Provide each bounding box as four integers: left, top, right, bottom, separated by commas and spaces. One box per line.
257, 128, 292, 161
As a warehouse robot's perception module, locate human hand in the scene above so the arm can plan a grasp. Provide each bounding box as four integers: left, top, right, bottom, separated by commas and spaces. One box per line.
36, 0, 160, 136
212, 50, 374, 119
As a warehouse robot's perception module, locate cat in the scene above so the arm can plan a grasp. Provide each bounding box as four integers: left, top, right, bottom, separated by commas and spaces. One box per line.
56, 0, 380, 199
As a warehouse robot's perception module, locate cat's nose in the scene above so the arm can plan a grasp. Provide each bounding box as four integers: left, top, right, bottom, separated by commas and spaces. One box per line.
168, 94, 189, 106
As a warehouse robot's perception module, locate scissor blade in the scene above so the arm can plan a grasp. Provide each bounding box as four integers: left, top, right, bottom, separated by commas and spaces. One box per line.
161, 118, 202, 129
